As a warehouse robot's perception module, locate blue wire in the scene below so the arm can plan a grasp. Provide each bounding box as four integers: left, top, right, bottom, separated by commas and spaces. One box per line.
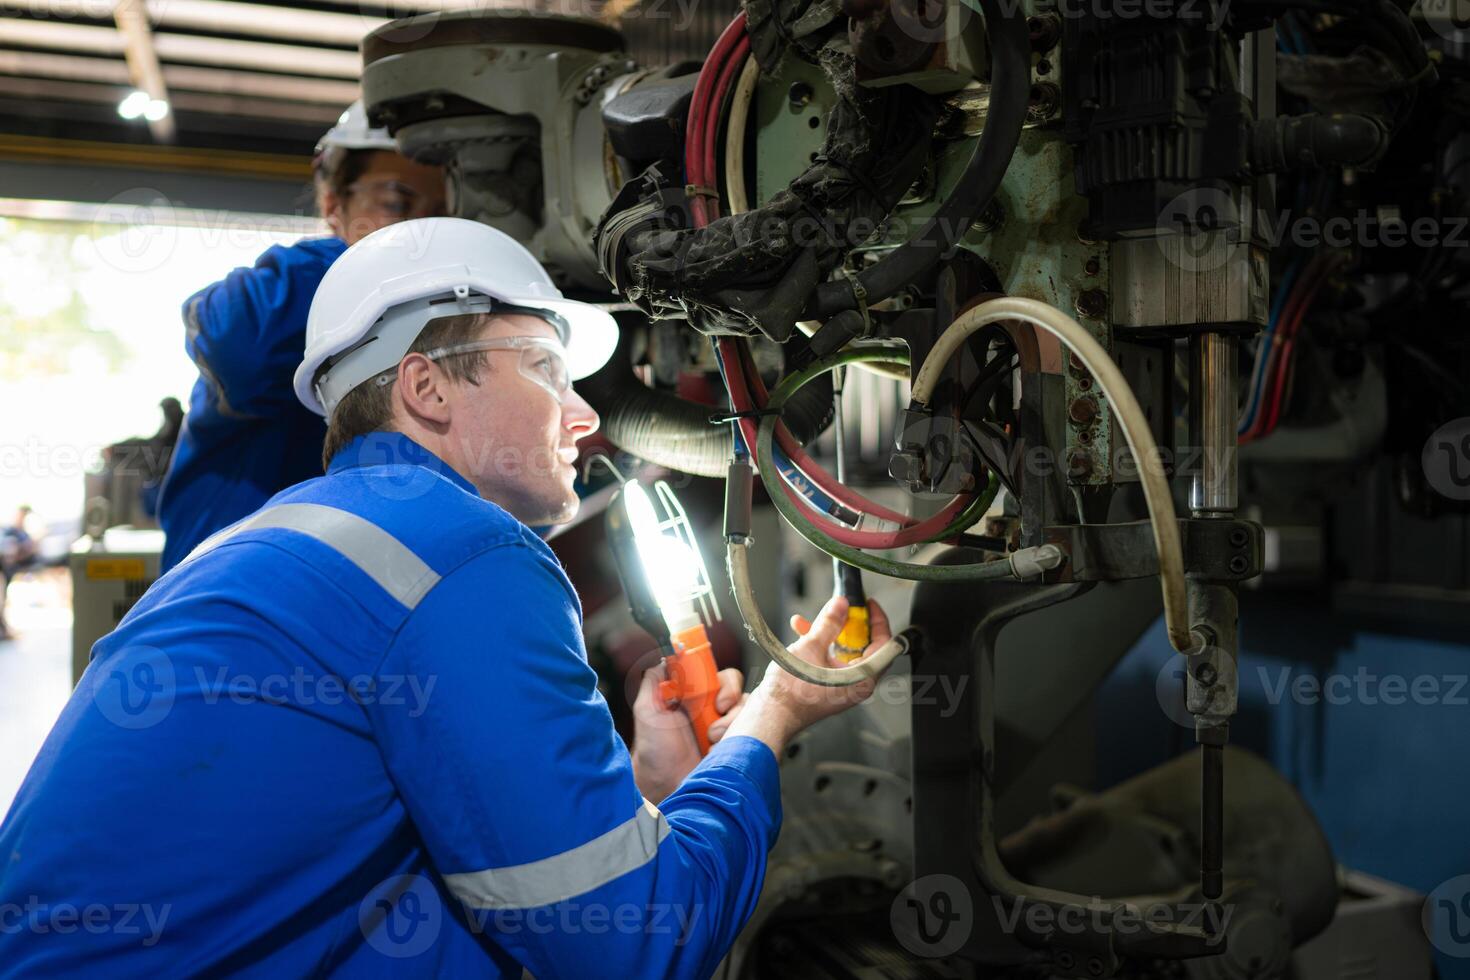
1276, 19, 1298, 54
1240, 257, 1302, 434
711, 338, 749, 462
1289, 11, 1312, 55
713, 338, 862, 525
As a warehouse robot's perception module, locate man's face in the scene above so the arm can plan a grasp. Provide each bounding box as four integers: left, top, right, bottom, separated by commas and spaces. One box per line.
328, 151, 447, 245
446, 314, 601, 526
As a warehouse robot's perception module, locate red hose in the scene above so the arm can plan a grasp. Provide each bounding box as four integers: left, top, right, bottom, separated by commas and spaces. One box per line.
686, 13, 747, 227
720, 339, 976, 547
688, 14, 977, 548
1261, 261, 1335, 437
1243, 254, 1337, 443
702, 36, 750, 222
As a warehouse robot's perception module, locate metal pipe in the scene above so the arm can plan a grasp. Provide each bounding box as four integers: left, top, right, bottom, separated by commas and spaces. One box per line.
1189, 332, 1237, 514
1201, 742, 1224, 902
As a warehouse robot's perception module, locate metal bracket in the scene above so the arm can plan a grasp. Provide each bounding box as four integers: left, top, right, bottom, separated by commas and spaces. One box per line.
1043, 518, 1262, 583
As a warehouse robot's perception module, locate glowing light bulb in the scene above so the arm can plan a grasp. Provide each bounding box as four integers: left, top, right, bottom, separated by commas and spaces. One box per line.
117, 91, 150, 120
624, 480, 703, 626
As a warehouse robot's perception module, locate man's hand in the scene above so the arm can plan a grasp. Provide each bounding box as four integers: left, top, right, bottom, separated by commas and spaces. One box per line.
724, 596, 893, 760
631, 662, 746, 804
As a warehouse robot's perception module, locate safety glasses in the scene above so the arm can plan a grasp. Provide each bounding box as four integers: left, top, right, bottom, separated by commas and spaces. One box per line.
344, 179, 444, 220
402, 335, 573, 400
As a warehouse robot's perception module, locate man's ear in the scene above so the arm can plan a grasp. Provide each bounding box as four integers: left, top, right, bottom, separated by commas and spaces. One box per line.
319, 187, 346, 240
395, 353, 453, 426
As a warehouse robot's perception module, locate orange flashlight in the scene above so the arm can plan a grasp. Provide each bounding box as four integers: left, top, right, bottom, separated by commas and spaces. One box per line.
660, 624, 722, 754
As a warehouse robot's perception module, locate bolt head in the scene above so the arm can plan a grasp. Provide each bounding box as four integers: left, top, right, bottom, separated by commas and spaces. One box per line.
1069, 396, 1099, 425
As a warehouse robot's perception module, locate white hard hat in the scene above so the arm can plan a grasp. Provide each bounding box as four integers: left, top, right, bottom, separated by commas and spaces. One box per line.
294, 217, 620, 417
315, 100, 396, 156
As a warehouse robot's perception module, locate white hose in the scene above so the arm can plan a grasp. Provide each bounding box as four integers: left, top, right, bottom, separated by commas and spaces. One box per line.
724, 54, 760, 216
722, 56, 909, 384
728, 540, 910, 686
911, 296, 1197, 654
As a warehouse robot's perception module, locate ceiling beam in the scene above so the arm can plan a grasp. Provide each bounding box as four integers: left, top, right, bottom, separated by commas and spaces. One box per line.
0, 50, 359, 104
113, 0, 176, 142
1, 0, 382, 45
0, 75, 341, 126
0, 18, 362, 77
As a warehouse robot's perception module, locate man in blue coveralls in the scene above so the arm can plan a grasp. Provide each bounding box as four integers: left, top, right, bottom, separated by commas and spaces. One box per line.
157, 101, 447, 571
0, 217, 892, 977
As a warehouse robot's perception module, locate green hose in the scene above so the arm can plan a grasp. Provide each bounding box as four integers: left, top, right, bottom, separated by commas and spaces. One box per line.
758, 348, 1023, 582
933, 471, 1000, 540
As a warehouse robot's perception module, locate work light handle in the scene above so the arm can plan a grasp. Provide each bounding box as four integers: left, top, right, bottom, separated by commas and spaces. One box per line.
659, 624, 721, 756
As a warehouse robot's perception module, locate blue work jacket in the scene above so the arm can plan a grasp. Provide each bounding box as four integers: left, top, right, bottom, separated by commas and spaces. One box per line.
0, 432, 780, 977
157, 237, 346, 572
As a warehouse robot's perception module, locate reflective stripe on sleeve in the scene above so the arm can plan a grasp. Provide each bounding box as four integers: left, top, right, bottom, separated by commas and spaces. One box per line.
182, 502, 440, 609
443, 799, 670, 910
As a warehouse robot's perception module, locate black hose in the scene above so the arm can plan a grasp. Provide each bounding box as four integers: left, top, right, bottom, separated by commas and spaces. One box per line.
578, 330, 834, 478
808, 0, 1031, 318
1372, 0, 1434, 86
1250, 113, 1390, 172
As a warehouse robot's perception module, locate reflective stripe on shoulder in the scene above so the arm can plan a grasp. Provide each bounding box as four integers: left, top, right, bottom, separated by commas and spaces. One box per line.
443, 799, 670, 911
182, 502, 440, 610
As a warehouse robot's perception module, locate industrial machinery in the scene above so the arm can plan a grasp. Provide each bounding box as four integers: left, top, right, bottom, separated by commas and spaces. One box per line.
358, 1, 1464, 974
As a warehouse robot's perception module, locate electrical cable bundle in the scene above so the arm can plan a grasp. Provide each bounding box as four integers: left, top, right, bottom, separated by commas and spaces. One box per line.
1240, 252, 1345, 444
684, 13, 986, 551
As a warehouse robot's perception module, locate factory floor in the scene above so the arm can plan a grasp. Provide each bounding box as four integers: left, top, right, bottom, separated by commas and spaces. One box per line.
0, 570, 73, 817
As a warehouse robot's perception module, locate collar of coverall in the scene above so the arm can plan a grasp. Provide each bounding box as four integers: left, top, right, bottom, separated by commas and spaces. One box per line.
327, 431, 476, 496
